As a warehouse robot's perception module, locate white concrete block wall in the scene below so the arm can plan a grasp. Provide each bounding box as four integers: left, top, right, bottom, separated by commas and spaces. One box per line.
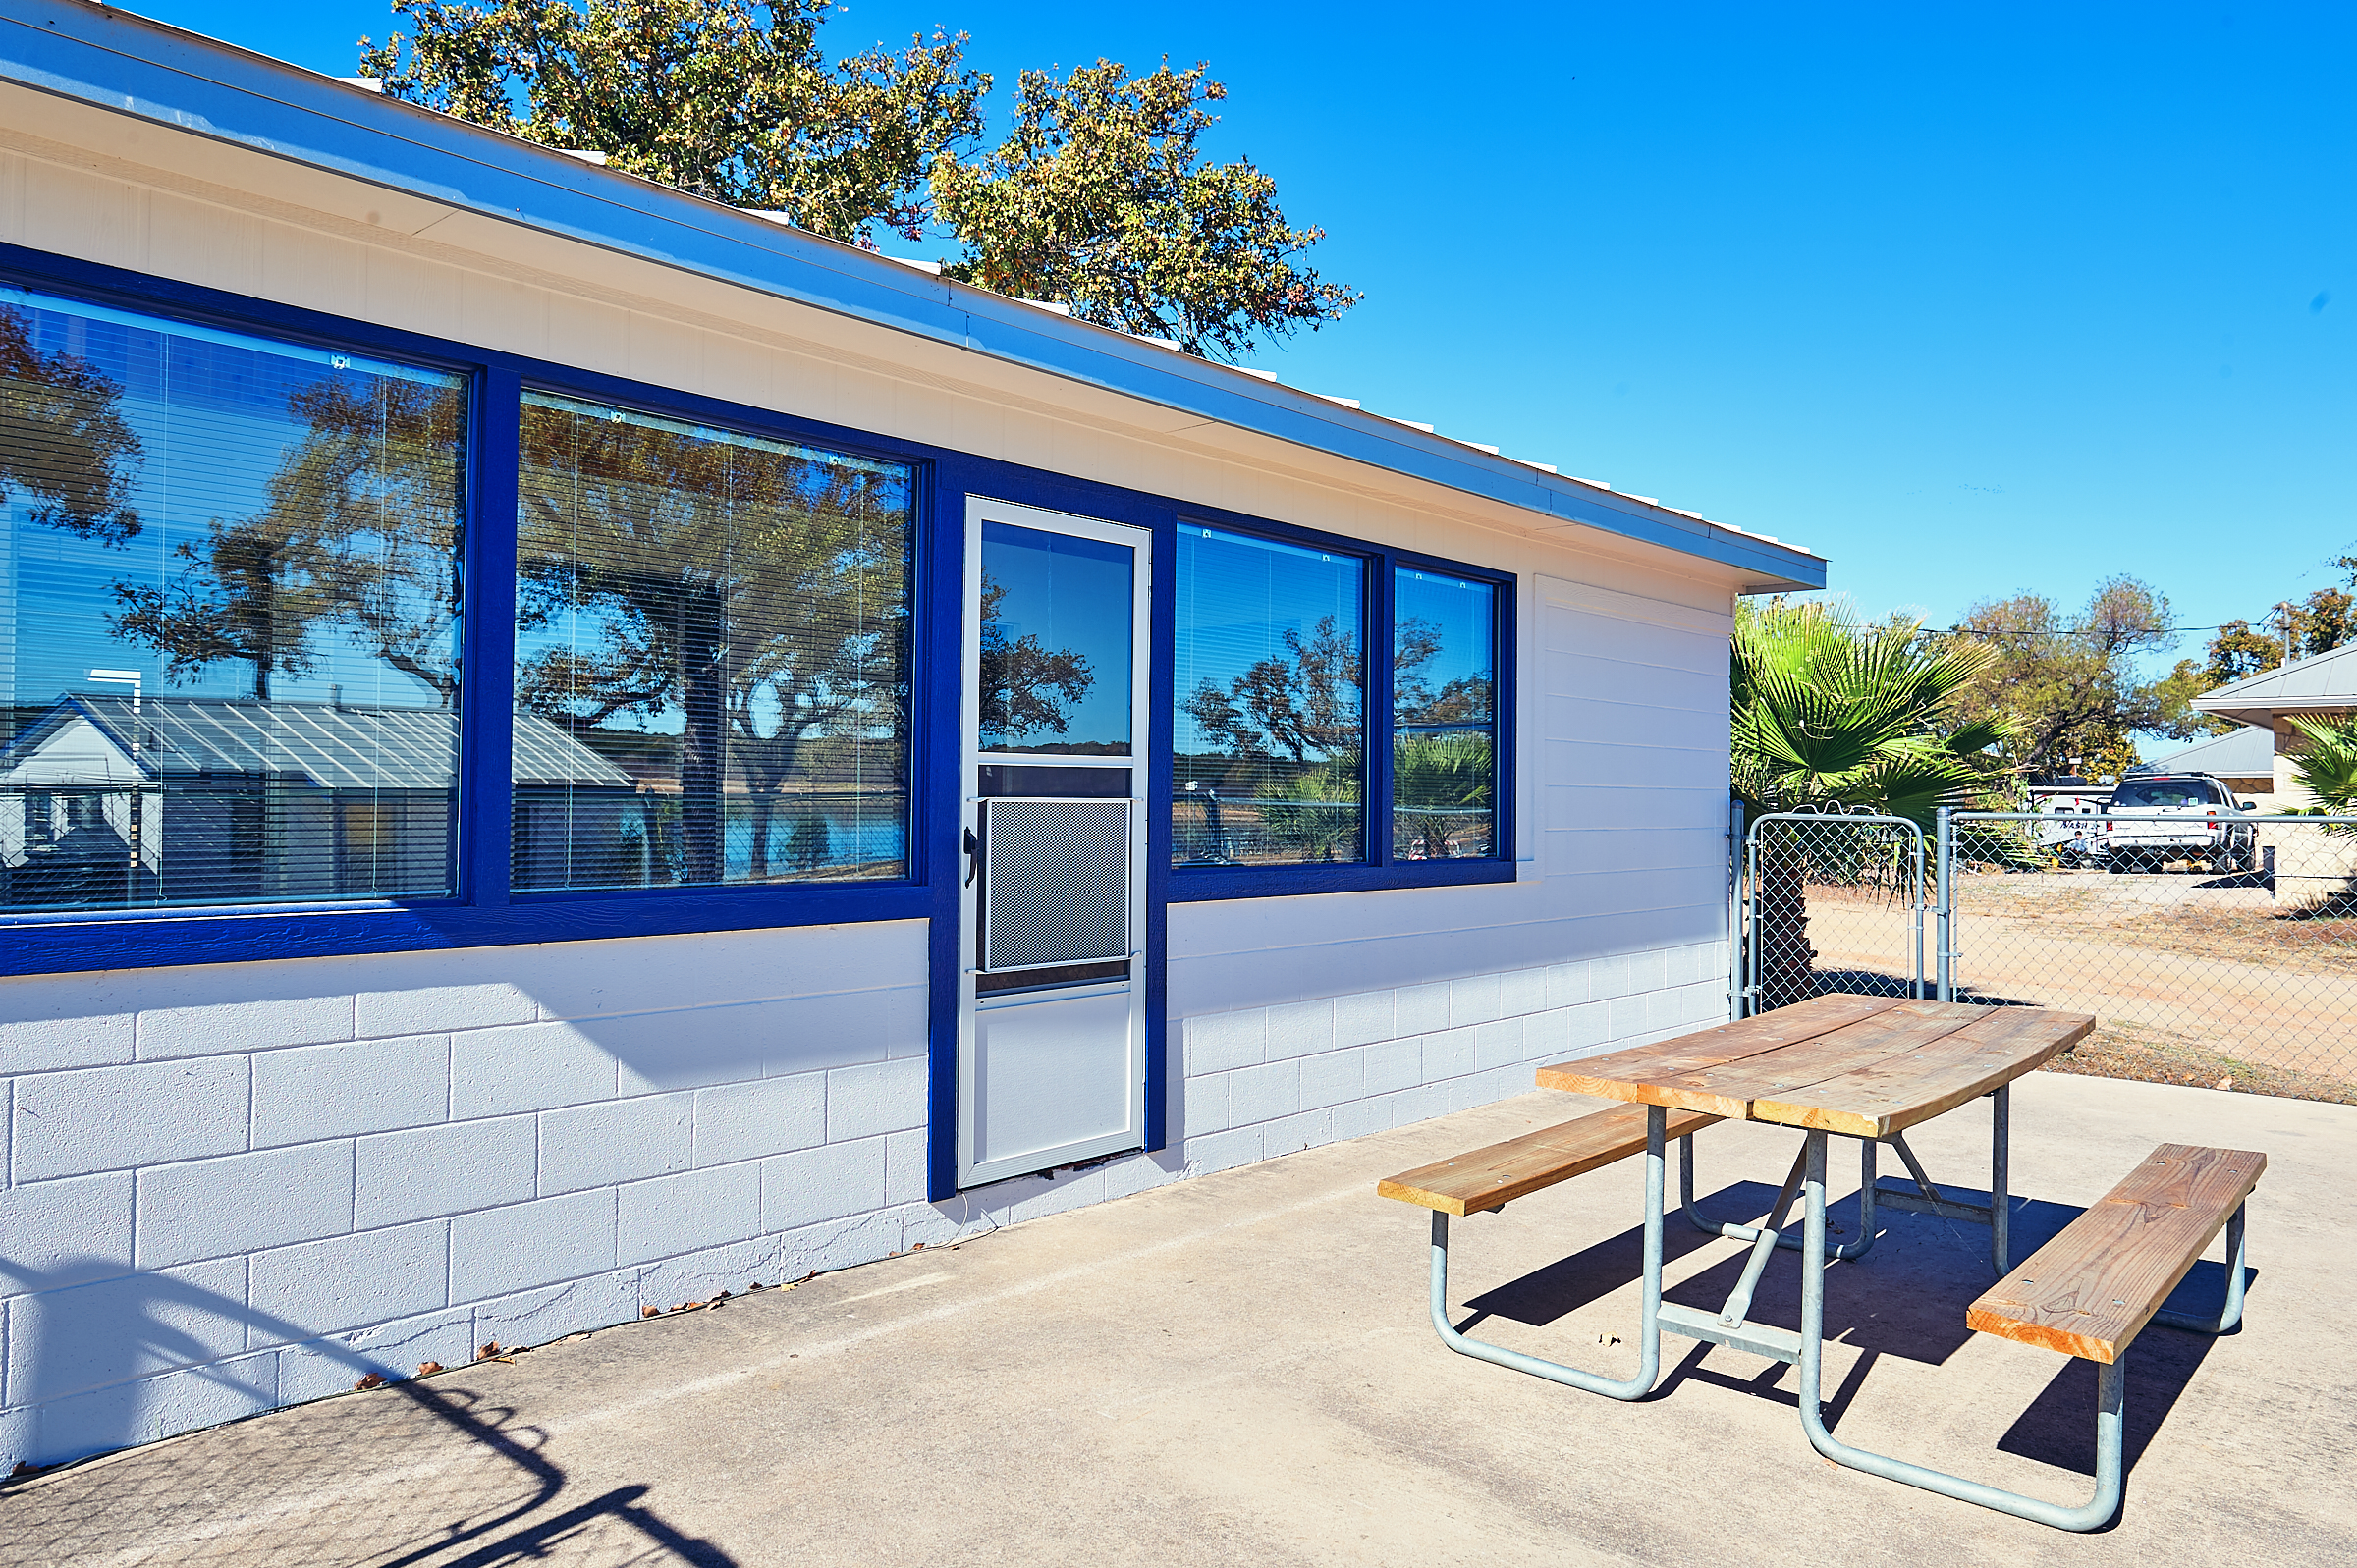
0, 921, 940, 1468
0, 121, 1755, 1469
1174, 941, 1729, 1171
0, 921, 1730, 1470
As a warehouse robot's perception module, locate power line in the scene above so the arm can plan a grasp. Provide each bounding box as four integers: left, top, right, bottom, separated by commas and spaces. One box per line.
1926, 625, 2233, 638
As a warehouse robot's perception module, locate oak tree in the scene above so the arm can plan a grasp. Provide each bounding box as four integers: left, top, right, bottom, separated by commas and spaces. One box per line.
359, 2, 1356, 360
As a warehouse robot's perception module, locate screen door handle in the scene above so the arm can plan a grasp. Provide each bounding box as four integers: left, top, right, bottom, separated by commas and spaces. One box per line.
963, 827, 980, 887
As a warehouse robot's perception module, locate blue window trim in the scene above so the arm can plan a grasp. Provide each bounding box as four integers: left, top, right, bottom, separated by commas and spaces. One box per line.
0, 243, 1516, 1006
1163, 513, 1518, 903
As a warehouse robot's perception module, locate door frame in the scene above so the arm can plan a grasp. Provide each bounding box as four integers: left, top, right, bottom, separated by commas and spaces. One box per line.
954, 495, 1156, 1189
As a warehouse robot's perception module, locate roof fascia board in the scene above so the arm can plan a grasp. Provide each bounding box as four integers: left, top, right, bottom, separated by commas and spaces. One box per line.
2, 1, 1825, 591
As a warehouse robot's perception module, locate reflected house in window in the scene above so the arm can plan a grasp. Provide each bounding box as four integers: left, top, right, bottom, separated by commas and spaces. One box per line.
0, 693, 630, 908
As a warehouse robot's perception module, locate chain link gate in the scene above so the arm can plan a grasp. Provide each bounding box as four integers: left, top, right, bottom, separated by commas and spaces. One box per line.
1737, 809, 1926, 1017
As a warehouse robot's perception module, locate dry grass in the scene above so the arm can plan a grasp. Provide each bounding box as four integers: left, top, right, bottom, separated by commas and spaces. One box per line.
2042, 1019, 2357, 1106
1945, 875, 2357, 977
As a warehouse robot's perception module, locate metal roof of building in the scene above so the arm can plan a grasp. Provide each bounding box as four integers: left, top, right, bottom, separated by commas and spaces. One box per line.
2190, 641, 2357, 728
0, 695, 634, 790
0, 1, 1827, 593
2131, 725, 2275, 779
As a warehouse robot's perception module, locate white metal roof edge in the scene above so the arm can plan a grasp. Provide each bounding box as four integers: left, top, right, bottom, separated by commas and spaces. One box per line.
0, 1, 1826, 591
2190, 639, 2357, 718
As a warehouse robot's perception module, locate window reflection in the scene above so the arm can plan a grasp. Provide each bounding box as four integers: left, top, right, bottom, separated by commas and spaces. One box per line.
0, 288, 466, 911
512, 393, 912, 891
1174, 526, 1364, 865
976, 522, 1131, 756
1393, 568, 1496, 860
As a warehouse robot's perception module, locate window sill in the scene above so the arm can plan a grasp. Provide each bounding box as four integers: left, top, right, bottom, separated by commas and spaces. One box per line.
0, 883, 935, 977
1164, 858, 1515, 902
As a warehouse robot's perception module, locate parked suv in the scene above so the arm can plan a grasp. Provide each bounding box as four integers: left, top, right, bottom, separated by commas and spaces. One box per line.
2096, 772, 2259, 873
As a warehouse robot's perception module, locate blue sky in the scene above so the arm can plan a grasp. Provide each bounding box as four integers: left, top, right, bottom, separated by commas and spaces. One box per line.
127, 1, 2356, 665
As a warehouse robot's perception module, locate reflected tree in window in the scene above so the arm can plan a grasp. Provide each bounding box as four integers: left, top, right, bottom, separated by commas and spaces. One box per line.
515, 399, 910, 888
976, 575, 1093, 745
0, 307, 143, 547
1, 293, 469, 911
1182, 612, 1362, 861
1391, 580, 1497, 860
108, 378, 465, 703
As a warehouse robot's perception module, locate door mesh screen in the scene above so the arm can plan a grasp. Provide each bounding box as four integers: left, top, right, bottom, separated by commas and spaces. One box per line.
981, 798, 1130, 971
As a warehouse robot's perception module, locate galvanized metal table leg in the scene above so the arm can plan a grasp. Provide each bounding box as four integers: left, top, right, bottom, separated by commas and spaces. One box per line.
1991, 1085, 2010, 1276
1426, 1104, 1665, 1399
1718, 1144, 1806, 1326
2153, 1202, 2249, 1333
1796, 1130, 2126, 1531
1681, 1132, 1879, 1261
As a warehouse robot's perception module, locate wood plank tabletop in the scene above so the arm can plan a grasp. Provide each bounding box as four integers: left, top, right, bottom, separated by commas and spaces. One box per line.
1535, 994, 2095, 1133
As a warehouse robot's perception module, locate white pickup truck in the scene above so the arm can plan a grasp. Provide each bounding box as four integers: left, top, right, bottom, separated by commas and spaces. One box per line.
2094, 772, 2260, 873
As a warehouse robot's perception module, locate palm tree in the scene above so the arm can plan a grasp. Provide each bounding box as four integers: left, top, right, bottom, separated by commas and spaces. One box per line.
1393, 731, 1494, 859
2287, 716, 2357, 821
1731, 599, 2011, 1008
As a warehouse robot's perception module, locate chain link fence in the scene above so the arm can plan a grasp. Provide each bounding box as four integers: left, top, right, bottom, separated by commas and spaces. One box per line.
1736, 806, 2357, 1105
1944, 811, 2357, 1103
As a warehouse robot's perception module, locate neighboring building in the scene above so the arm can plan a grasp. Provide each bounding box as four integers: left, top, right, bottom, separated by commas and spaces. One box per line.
2192, 641, 2357, 806
0, 4, 1823, 1466
2127, 726, 2275, 797
1, 694, 636, 905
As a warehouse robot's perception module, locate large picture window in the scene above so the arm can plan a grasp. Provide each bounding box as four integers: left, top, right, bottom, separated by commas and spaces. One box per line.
1393, 567, 1497, 860
512, 392, 914, 892
1173, 525, 1366, 866
0, 287, 466, 913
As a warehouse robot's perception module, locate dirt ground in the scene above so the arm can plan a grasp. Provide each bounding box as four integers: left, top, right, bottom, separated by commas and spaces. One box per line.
1797, 853, 2357, 1100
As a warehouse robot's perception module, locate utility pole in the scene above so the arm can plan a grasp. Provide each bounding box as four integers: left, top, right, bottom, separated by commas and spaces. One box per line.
2273, 601, 2299, 666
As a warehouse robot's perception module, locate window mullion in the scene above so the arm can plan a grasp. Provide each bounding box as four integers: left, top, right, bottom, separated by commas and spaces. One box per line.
461, 364, 521, 908
1369, 553, 1396, 869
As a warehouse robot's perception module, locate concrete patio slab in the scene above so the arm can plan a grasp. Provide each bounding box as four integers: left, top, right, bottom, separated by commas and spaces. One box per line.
3, 1070, 2350, 1566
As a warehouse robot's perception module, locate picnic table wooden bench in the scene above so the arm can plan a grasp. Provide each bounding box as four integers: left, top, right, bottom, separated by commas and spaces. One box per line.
1970, 1142, 2261, 1362
1377, 1103, 1722, 1217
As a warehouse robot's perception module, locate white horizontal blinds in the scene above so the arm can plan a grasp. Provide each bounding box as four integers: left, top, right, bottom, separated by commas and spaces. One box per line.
512, 392, 913, 892
1393, 568, 1497, 861
0, 288, 466, 913
1172, 525, 1365, 866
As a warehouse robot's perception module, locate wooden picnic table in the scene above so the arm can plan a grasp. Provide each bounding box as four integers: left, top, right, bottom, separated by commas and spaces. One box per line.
1528, 994, 2093, 1358
1405, 992, 2258, 1531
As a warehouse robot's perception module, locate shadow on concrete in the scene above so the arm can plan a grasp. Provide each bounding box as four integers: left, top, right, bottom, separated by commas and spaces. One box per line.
0, 1259, 733, 1567
1995, 1257, 2253, 1482
1453, 1173, 2256, 1492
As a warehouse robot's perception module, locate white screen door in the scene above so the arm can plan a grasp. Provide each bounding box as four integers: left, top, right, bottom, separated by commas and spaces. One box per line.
958, 498, 1151, 1187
